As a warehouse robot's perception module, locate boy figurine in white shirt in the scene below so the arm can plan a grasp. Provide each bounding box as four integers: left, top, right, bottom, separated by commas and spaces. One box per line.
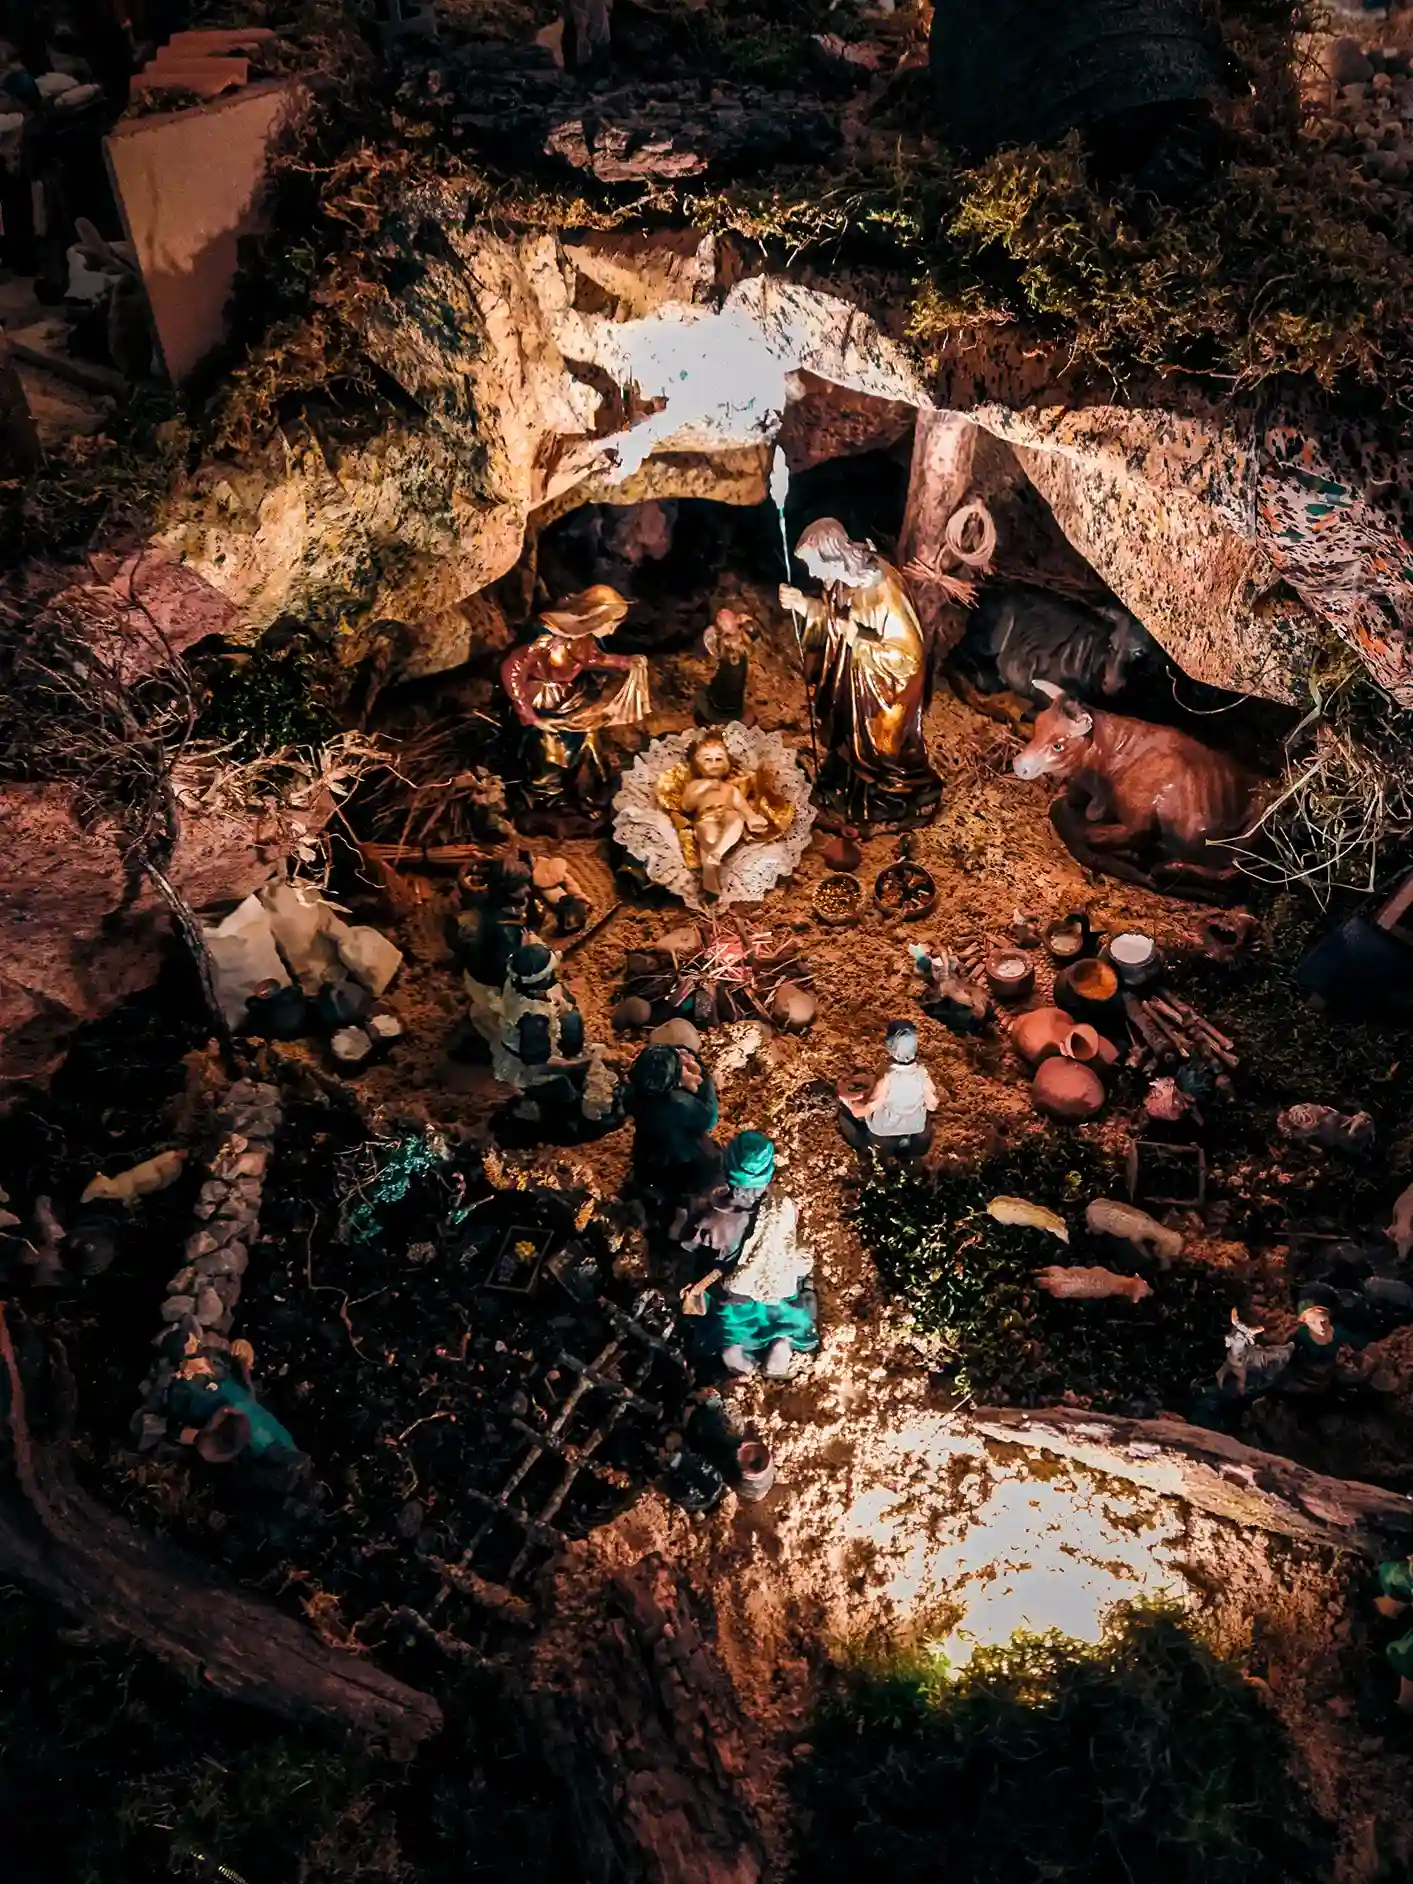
840, 1019, 940, 1161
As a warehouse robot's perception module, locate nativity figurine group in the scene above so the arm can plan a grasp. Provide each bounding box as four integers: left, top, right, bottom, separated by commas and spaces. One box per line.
498, 513, 945, 889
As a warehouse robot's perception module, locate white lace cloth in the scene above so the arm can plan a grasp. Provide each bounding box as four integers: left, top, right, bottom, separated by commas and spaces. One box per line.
612, 723, 816, 911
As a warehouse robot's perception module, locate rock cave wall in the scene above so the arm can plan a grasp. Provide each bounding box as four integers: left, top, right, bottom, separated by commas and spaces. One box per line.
151, 203, 1413, 707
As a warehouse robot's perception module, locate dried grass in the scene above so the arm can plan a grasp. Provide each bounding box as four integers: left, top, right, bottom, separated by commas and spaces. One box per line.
1233, 660, 1413, 903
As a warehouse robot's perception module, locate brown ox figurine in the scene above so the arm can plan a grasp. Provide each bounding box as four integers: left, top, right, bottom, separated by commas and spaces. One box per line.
1012, 682, 1264, 893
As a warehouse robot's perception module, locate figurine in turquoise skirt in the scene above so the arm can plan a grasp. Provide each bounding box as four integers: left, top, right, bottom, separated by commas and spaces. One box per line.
169, 1373, 299, 1463
1374, 1557, 1413, 1711
680, 1132, 819, 1379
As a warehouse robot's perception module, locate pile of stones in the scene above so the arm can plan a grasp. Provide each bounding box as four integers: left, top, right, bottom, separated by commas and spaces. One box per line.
1309, 36, 1413, 191
134, 1079, 281, 1451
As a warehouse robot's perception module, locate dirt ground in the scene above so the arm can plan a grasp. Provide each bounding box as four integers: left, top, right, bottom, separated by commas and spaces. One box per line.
7, 587, 1412, 1879
308, 600, 1413, 1881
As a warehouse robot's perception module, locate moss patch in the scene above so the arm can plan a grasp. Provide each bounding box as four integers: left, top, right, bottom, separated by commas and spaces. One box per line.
854, 1139, 1237, 1411
197, 643, 341, 759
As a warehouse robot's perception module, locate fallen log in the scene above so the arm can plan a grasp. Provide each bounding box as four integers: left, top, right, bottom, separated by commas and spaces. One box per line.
972, 1404, 1413, 1557
0, 1307, 441, 1754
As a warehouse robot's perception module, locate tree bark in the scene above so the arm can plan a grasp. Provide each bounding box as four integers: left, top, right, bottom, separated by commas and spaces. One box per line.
532, 1555, 767, 1884
898, 410, 977, 657
0, 329, 42, 474
0, 1310, 442, 1755
972, 1405, 1413, 1557
563, 0, 612, 71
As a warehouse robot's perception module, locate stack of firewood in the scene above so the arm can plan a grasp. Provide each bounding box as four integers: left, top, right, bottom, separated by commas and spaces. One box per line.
1123, 993, 1238, 1073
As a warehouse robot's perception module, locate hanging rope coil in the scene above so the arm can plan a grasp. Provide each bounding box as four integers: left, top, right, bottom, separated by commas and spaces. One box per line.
944, 499, 997, 569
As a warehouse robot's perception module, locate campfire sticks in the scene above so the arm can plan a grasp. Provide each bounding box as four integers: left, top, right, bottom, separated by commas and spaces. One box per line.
1123, 992, 1240, 1071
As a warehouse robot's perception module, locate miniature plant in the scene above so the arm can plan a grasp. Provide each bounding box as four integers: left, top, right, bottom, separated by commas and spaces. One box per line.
336, 1125, 458, 1245
197, 642, 340, 760
792, 1604, 1324, 1884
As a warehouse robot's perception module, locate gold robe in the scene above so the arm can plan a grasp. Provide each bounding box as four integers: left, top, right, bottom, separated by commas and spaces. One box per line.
795, 561, 940, 821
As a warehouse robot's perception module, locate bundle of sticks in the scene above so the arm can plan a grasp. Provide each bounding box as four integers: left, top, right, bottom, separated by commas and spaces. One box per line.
952, 939, 994, 987
1122, 992, 1238, 1073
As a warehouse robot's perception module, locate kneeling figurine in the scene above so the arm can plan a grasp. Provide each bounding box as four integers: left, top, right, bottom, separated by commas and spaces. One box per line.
678, 1131, 818, 1379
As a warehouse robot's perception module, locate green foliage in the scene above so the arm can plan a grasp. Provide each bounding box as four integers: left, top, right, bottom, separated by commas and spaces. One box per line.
337, 1126, 456, 1244
198, 644, 340, 759
792, 1605, 1324, 1884
685, 0, 837, 86
854, 1141, 1235, 1409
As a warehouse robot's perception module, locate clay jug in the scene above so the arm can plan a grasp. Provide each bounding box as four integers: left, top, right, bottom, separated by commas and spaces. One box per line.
1010, 1007, 1101, 1067
1032, 1056, 1106, 1122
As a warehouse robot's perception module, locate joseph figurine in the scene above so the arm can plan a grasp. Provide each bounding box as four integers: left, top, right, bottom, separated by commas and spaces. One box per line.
780, 517, 941, 832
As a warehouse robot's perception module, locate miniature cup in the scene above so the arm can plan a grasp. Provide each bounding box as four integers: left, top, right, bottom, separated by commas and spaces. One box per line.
735, 1439, 776, 1502
1104, 931, 1162, 989
985, 950, 1036, 1003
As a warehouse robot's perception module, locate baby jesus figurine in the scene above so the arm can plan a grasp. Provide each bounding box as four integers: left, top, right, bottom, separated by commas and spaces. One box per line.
677, 733, 771, 895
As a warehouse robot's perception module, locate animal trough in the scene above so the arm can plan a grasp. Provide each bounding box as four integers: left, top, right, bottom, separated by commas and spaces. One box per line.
1127, 1141, 1206, 1209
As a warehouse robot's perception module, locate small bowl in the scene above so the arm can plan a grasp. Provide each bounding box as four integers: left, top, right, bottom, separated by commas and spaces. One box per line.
1045, 915, 1090, 961
813, 872, 863, 927
1104, 930, 1162, 989
985, 950, 1036, 1002
1054, 957, 1121, 1026
874, 859, 937, 922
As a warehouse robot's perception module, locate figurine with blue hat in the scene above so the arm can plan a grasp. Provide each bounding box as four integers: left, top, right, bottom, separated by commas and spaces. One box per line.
677, 1131, 819, 1379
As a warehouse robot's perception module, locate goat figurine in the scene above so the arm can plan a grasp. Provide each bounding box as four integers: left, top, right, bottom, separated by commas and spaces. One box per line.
1216, 1310, 1265, 1395
1215, 1307, 1293, 1396
1012, 683, 1263, 894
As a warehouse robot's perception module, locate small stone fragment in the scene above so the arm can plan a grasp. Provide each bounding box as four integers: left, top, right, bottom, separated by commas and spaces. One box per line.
161, 1294, 196, 1322
336, 923, 404, 996
613, 996, 654, 1032
195, 1287, 225, 1326
331, 1025, 375, 1068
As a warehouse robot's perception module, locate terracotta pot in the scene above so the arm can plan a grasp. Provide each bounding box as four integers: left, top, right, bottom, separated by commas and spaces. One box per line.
986, 950, 1036, 1003
1032, 1056, 1106, 1122
1045, 912, 1095, 961
1010, 1006, 1101, 1067
1054, 958, 1121, 1026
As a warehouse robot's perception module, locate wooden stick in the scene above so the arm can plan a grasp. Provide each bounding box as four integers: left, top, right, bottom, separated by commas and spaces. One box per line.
971, 1404, 1413, 1557
559, 900, 622, 958
1165, 995, 1236, 1053
1138, 999, 1190, 1059
1123, 994, 1173, 1061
